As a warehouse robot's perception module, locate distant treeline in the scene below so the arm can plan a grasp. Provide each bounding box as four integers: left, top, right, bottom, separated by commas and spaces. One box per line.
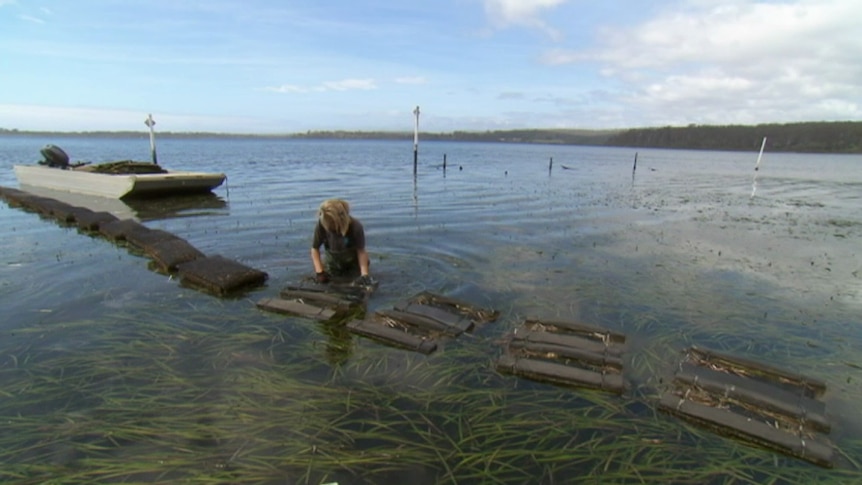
2, 121, 860, 153
291, 128, 619, 146
604, 121, 862, 153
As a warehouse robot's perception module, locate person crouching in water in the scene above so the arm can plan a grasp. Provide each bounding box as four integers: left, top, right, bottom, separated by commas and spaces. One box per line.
311, 199, 373, 286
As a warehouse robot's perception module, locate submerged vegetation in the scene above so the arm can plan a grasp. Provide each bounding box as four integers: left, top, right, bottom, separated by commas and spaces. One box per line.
3, 299, 861, 484
1, 223, 860, 483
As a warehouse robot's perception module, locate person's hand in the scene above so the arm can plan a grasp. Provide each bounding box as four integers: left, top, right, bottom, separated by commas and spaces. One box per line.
353, 274, 375, 287
315, 271, 330, 284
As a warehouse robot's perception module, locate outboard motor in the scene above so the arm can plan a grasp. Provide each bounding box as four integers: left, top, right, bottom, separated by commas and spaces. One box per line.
39, 144, 70, 169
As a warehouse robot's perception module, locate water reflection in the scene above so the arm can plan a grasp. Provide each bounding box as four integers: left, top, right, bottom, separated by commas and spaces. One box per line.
126, 192, 227, 221
18, 185, 227, 221
318, 320, 354, 366
412, 171, 418, 220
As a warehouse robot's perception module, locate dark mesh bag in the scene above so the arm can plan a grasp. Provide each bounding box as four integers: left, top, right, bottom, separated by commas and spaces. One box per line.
75, 211, 119, 231
146, 238, 206, 272
98, 219, 149, 241
125, 228, 181, 250
177, 255, 268, 296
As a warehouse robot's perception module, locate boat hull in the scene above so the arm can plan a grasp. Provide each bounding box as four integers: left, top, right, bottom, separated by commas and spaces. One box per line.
13, 165, 226, 199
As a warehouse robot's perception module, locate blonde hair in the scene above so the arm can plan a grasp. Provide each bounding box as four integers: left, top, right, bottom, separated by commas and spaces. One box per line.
318, 199, 351, 236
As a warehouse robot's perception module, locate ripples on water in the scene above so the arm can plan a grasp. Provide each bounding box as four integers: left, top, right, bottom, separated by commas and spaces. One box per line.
1, 135, 861, 482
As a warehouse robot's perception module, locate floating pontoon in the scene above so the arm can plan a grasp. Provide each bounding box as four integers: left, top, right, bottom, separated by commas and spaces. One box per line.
257, 285, 369, 322
658, 345, 834, 468
496, 318, 627, 393
346, 291, 499, 354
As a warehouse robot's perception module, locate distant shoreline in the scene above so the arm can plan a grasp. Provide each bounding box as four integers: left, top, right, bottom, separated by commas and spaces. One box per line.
2, 121, 861, 153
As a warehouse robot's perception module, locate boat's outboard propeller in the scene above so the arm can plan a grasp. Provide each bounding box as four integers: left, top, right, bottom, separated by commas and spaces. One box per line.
39, 144, 70, 169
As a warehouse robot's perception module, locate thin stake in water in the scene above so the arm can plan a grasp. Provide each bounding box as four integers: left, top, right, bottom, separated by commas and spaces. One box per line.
750, 136, 767, 198
413, 105, 420, 173
145, 113, 159, 166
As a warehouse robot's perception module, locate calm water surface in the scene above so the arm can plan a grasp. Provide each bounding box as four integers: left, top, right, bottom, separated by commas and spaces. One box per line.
1, 135, 861, 483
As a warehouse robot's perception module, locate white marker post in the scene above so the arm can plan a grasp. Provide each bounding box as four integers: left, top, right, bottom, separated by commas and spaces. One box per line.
145, 113, 159, 166
413, 106, 420, 174
750, 136, 767, 198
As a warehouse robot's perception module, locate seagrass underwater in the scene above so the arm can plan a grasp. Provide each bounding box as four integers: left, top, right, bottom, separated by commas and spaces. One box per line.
1, 135, 861, 483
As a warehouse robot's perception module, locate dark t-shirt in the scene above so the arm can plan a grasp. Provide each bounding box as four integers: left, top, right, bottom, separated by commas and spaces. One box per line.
312, 218, 365, 256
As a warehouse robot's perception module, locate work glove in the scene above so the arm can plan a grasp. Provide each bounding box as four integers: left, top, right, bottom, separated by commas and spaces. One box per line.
315, 271, 330, 284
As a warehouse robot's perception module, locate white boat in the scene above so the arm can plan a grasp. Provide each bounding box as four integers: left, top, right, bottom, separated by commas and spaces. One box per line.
14, 164, 226, 199
13, 143, 225, 199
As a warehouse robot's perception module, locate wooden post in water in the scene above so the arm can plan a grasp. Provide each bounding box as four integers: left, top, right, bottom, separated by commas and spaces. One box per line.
145, 114, 159, 166
750, 137, 767, 198
413, 106, 420, 174
632, 152, 638, 174
548, 156, 553, 174
443, 153, 447, 172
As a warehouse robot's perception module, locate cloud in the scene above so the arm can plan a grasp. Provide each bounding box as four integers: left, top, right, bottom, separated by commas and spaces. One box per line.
594, 1, 862, 69
18, 14, 44, 23
0, 104, 271, 133
322, 78, 376, 91
497, 91, 525, 100
3, 0, 51, 23
481, 0, 567, 39
265, 78, 378, 94
265, 84, 307, 94
0, 104, 157, 131
395, 76, 427, 85
541, 0, 862, 124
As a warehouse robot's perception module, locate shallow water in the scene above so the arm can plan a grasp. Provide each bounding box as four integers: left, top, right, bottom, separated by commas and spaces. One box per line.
1, 135, 861, 483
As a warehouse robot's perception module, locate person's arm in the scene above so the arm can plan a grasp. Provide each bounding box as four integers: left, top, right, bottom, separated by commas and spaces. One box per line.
311, 247, 325, 274
311, 222, 326, 274
357, 248, 370, 276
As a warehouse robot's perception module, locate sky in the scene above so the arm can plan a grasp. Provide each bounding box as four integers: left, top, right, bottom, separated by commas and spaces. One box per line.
0, 0, 860, 134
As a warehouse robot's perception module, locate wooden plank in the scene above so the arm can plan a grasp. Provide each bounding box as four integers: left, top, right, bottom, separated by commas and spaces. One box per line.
658, 393, 833, 468
257, 298, 336, 321
377, 309, 469, 336
347, 319, 437, 354
524, 318, 626, 343
392, 302, 473, 334
511, 329, 622, 357
676, 363, 829, 433
280, 288, 362, 307
688, 346, 827, 396
412, 291, 499, 323
496, 355, 624, 393
508, 340, 623, 369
